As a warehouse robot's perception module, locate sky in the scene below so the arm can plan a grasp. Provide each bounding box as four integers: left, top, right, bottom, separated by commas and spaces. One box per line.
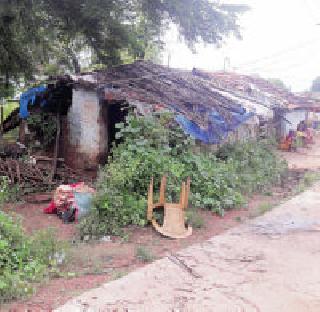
163, 0, 320, 92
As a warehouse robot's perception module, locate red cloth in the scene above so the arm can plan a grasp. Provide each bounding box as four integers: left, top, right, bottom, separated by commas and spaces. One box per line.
43, 183, 82, 214
43, 182, 89, 222
43, 201, 57, 214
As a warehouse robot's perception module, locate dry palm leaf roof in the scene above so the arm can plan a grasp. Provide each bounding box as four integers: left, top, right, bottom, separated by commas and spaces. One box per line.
72, 61, 255, 127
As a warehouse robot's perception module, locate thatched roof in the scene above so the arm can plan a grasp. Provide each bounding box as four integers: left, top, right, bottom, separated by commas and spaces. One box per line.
70, 61, 254, 128
193, 69, 320, 112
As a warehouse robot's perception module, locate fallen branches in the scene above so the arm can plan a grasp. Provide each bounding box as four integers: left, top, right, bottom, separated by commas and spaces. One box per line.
0, 158, 93, 194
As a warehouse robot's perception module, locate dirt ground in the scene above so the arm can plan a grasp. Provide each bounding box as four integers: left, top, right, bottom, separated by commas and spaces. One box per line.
57, 183, 320, 312
278, 132, 320, 170
2, 138, 320, 311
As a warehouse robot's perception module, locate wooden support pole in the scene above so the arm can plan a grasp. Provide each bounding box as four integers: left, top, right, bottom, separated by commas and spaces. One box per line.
19, 119, 26, 144
0, 101, 3, 136
50, 112, 61, 181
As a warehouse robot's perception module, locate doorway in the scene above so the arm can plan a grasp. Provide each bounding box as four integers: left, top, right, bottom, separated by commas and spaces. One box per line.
106, 102, 129, 154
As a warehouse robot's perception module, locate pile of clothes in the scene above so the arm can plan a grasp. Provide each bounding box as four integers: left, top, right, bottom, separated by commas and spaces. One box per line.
279, 120, 315, 152
44, 182, 95, 223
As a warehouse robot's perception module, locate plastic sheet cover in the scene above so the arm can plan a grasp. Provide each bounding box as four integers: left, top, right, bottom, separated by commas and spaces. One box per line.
19, 86, 47, 118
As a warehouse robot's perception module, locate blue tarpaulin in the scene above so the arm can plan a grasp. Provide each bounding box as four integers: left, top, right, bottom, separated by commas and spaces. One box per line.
19, 86, 47, 118
175, 109, 254, 144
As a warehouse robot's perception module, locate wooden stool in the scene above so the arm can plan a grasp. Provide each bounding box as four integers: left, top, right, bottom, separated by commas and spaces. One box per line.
147, 176, 192, 239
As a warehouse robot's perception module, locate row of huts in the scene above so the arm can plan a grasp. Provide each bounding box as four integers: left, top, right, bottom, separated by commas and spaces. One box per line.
12, 61, 320, 170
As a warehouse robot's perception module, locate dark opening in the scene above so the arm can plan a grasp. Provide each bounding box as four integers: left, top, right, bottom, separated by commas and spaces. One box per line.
106, 102, 129, 153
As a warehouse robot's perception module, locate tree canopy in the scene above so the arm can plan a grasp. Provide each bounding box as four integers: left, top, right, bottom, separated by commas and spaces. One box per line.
0, 0, 248, 83
0, 1, 46, 88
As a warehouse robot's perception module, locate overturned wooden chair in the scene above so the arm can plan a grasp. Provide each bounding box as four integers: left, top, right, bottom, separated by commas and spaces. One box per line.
147, 176, 192, 239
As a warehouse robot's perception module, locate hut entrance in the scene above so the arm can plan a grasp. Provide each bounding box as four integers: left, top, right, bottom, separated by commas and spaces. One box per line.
106, 102, 128, 153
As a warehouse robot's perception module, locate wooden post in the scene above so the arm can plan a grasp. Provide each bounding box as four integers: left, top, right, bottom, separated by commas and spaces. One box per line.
19, 119, 26, 144
0, 99, 4, 152
50, 112, 61, 181
0, 101, 3, 136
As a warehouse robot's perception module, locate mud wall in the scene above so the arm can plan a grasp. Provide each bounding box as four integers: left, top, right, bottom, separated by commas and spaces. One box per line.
61, 88, 108, 170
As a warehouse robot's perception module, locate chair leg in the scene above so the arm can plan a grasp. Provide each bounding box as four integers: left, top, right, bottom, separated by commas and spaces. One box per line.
184, 177, 191, 209
147, 177, 154, 221
159, 175, 166, 206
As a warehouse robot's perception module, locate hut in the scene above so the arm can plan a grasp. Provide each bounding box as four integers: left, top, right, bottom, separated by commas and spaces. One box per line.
12, 61, 275, 170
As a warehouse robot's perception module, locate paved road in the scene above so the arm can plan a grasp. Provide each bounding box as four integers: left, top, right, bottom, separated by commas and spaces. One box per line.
56, 184, 320, 312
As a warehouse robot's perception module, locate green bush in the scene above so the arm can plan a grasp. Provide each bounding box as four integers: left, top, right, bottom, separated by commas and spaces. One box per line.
186, 209, 205, 229
0, 212, 65, 302
28, 113, 57, 148
0, 177, 20, 203
79, 113, 287, 237
218, 139, 288, 194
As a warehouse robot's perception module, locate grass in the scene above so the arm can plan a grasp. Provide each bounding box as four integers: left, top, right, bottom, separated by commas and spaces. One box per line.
135, 246, 155, 263
263, 190, 273, 196
257, 202, 273, 215
1, 102, 19, 143
111, 270, 128, 281
292, 171, 320, 195
3, 102, 18, 119
120, 232, 130, 243
301, 172, 320, 187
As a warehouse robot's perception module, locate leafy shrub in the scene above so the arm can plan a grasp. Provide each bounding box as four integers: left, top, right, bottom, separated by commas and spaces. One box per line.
0, 177, 20, 203
80, 113, 287, 237
301, 172, 320, 187
0, 212, 65, 302
28, 113, 57, 148
0, 177, 10, 204
186, 209, 205, 229
218, 139, 288, 194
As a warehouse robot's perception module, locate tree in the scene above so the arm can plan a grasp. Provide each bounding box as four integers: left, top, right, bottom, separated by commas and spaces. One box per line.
0, 0, 248, 80
0, 1, 47, 96
311, 76, 320, 92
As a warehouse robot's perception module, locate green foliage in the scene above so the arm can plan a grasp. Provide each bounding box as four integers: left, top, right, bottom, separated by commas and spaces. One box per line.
0, 0, 247, 78
135, 246, 154, 263
217, 140, 288, 195
186, 209, 205, 229
3, 102, 18, 120
0, 212, 65, 303
80, 113, 287, 237
111, 270, 127, 281
292, 171, 320, 195
302, 172, 320, 187
0, 176, 19, 204
0, 83, 15, 99
28, 113, 57, 148
257, 202, 273, 215
0, 177, 10, 205
0, 0, 47, 81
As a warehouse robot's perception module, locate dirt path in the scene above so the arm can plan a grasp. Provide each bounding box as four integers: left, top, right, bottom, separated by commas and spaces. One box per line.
278, 133, 320, 170
3, 194, 280, 311
56, 183, 320, 312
